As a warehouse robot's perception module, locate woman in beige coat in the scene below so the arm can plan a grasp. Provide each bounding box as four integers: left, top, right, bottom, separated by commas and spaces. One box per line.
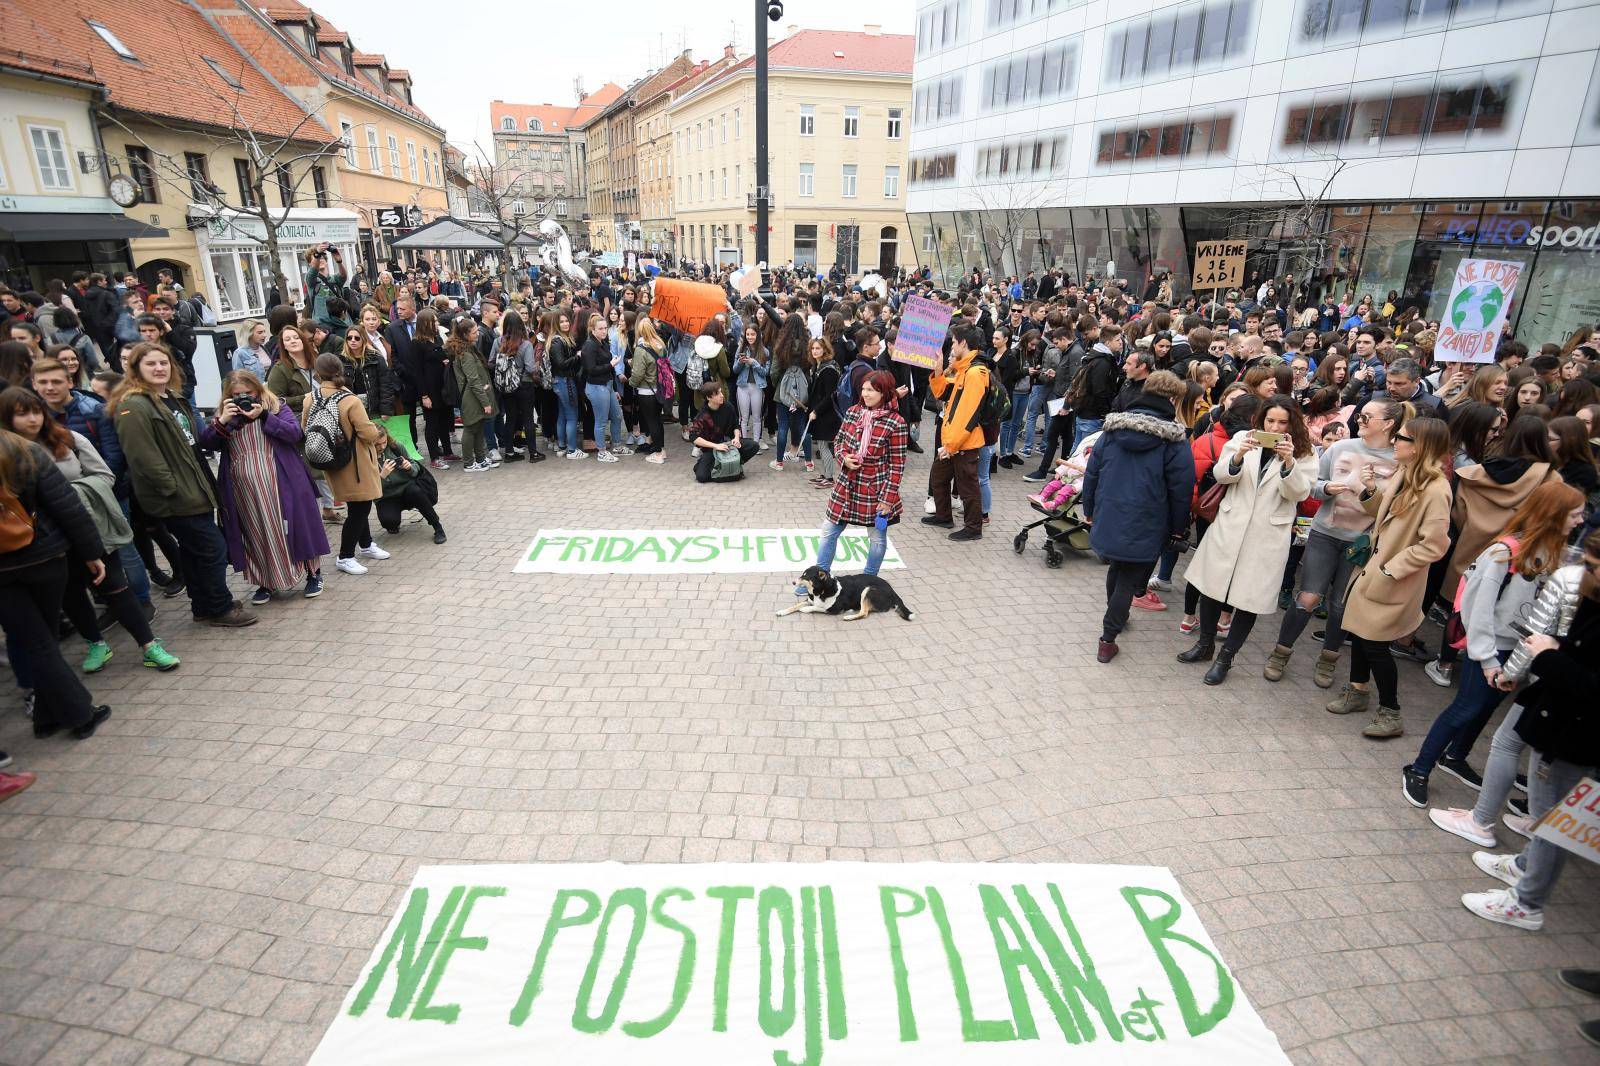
302, 354, 387, 577
1179, 396, 1318, 685
1328, 416, 1453, 739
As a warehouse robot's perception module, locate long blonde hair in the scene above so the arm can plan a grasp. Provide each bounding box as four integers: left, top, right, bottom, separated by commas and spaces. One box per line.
634, 316, 664, 352
221, 369, 282, 414
1389, 416, 1449, 517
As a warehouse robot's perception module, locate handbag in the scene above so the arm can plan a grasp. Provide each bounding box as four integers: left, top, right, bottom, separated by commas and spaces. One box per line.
1193, 481, 1226, 523
441, 358, 462, 408
710, 445, 743, 481
1345, 532, 1373, 567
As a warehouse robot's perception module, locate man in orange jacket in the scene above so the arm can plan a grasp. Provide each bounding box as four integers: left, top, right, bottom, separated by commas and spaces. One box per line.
922, 323, 989, 540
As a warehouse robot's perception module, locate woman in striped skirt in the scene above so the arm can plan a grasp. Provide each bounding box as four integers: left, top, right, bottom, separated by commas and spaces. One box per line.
199, 371, 330, 604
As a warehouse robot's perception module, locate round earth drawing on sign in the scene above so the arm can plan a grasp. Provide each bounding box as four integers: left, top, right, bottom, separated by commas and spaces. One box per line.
1450, 279, 1505, 330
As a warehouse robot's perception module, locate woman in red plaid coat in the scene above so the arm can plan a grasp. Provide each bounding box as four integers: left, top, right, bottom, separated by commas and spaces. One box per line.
816, 370, 909, 575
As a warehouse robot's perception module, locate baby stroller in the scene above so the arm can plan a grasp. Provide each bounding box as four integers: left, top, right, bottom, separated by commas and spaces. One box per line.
1012, 431, 1098, 568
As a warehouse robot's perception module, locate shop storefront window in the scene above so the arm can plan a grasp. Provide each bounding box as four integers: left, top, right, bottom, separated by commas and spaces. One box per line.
1035, 208, 1076, 279
1146, 205, 1190, 298
209, 252, 243, 319
932, 212, 963, 286
1515, 200, 1598, 344
1070, 208, 1110, 281
1356, 204, 1422, 308
1107, 207, 1152, 293
955, 211, 987, 277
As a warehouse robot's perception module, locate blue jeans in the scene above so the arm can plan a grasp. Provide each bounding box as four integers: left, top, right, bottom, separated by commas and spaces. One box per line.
776, 405, 812, 461
1072, 417, 1103, 453
1411, 650, 1511, 776
555, 379, 581, 452
1000, 391, 1030, 455
585, 382, 623, 450
1021, 384, 1049, 455
817, 520, 887, 575
978, 443, 993, 514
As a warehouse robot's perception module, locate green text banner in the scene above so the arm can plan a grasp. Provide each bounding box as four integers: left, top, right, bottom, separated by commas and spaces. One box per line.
514, 528, 906, 575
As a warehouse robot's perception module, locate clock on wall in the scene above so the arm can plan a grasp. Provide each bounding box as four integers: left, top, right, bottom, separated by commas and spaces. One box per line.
108, 174, 141, 208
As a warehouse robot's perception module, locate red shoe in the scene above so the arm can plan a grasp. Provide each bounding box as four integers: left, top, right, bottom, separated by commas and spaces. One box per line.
0, 771, 36, 803
1131, 591, 1168, 612
1097, 639, 1119, 663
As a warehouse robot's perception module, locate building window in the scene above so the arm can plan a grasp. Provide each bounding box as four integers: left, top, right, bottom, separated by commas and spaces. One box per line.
1299, 0, 1515, 41
406, 141, 418, 182
501, 117, 514, 130
887, 108, 903, 139
884, 165, 900, 197
1281, 74, 1520, 149
27, 126, 73, 191
987, 0, 1047, 28
528, 117, 542, 131
311, 165, 329, 207
844, 106, 860, 138
909, 151, 958, 186
1095, 114, 1228, 164
183, 152, 211, 201
339, 120, 357, 168
734, 108, 743, 138
126, 145, 158, 203
86, 19, 137, 60
982, 41, 1080, 110
916, 0, 968, 56
841, 163, 858, 198
1105, 0, 1254, 85
799, 163, 815, 197
387, 135, 401, 176
837, 224, 859, 274
799, 105, 815, 136
274, 164, 294, 207
695, 123, 702, 149
915, 76, 965, 124
735, 164, 741, 194
556, 201, 568, 217
234, 158, 256, 206
794, 223, 819, 269
721, 114, 728, 143
722, 168, 729, 197
366, 126, 382, 171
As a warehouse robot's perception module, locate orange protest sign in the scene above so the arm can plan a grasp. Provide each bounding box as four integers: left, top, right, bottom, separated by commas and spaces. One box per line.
651, 278, 728, 336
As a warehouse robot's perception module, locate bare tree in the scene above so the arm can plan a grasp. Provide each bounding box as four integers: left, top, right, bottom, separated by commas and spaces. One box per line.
95, 71, 343, 310
453, 143, 547, 289
967, 180, 1058, 281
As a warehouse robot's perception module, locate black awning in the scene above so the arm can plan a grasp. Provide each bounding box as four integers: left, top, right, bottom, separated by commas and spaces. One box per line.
0, 212, 168, 243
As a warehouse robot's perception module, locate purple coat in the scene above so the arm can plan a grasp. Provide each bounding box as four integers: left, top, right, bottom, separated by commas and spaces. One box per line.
199, 402, 330, 571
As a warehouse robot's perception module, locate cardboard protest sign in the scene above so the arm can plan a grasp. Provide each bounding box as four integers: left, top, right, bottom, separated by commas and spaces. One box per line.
1191, 241, 1246, 291
311, 862, 1290, 1066
651, 278, 729, 337
513, 528, 905, 575
891, 295, 952, 371
1437, 258, 1522, 363
1533, 777, 1600, 863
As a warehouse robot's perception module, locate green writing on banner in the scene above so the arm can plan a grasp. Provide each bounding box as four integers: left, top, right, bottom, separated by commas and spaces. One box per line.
320, 863, 1287, 1066
513, 529, 907, 575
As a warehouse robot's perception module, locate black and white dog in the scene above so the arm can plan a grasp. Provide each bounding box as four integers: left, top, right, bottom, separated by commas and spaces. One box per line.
776, 566, 915, 622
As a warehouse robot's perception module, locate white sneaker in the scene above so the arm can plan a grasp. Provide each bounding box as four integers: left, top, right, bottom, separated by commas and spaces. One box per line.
1504, 813, 1536, 840
1461, 887, 1542, 930
335, 557, 368, 576
1472, 850, 1523, 887
486, 457, 502, 468
596, 450, 619, 463
758, 440, 769, 452
691, 447, 702, 458
645, 453, 666, 464
1425, 660, 1455, 687
488, 448, 503, 463
769, 459, 785, 471
463, 460, 486, 472
611, 445, 635, 456
1147, 578, 1172, 593
358, 544, 391, 561
1429, 807, 1496, 848
568, 450, 588, 461
923, 496, 936, 514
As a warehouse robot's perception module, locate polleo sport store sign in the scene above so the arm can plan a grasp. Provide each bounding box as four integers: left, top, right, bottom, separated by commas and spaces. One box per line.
309, 862, 1291, 1065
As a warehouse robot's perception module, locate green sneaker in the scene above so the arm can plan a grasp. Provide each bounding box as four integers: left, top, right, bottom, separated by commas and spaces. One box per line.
82, 641, 113, 673
141, 640, 180, 672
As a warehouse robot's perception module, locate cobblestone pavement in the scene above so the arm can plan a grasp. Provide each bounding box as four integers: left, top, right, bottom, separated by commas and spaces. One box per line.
2, 437, 1598, 1066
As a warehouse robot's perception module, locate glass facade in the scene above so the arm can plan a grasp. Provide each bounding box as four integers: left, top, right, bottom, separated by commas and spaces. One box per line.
908, 199, 1600, 343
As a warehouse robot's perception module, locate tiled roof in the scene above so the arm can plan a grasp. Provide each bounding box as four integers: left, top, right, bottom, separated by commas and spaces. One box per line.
352, 52, 385, 67
32, 0, 324, 139
0, 0, 101, 85
490, 85, 623, 136
688, 28, 913, 100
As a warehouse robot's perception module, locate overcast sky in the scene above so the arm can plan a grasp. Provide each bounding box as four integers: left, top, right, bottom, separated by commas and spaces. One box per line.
304, 0, 915, 154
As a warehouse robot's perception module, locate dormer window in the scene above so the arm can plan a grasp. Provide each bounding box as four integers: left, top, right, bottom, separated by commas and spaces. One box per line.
341, 46, 354, 75
501, 117, 514, 131
527, 118, 542, 132
303, 25, 317, 56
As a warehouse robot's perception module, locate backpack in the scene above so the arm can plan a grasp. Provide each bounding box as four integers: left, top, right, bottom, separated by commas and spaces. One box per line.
686, 349, 709, 391
835, 359, 871, 420
1445, 536, 1521, 650
0, 480, 36, 553
654, 353, 677, 403
978, 370, 1011, 425
777, 364, 809, 409
303, 389, 355, 472
1064, 357, 1096, 410
493, 347, 522, 393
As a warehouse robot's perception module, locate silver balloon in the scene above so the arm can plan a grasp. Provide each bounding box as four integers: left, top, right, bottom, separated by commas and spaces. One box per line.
538, 218, 589, 285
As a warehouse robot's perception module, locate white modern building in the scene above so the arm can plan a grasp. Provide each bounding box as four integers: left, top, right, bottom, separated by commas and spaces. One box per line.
907, 0, 1600, 341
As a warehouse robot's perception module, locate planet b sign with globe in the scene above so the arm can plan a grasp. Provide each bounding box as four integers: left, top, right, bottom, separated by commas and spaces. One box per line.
1438, 258, 1522, 363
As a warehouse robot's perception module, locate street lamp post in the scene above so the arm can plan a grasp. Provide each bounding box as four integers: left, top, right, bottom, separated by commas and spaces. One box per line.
756, 0, 783, 293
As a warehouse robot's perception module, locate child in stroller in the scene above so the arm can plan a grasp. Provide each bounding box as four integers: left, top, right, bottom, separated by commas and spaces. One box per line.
1013, 431, 1098, 567
1026, 435, 1094, 513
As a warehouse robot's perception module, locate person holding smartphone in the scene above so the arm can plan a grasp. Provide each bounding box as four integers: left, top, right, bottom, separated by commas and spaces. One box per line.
303, 244, 346, 326
1179, 395, 1318, 685
201, 370, 329, 603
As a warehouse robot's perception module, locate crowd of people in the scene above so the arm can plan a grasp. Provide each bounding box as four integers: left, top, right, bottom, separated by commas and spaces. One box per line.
2, 253, 1599, 1008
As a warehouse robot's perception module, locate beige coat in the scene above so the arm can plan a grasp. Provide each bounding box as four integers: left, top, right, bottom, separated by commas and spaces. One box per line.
1445, 461, 1558, 594
302, 383, 384, 503
1342, 474, 1453, 642
1186, 432, 1317, 615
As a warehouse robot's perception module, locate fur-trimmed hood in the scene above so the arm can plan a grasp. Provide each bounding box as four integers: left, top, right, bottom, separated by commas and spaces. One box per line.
1101, 401, 1186, 450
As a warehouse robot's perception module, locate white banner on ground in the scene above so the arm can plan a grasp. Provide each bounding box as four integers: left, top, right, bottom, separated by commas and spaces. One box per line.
513, 528, 905, 575
310, 862, 1290, 1066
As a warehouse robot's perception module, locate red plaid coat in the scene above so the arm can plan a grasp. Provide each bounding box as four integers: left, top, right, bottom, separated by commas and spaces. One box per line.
825, 405, 909, 526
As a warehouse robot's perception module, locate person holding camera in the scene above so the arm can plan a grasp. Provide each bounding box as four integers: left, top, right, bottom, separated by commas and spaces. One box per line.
1178, 395, 1318, 684
304, 244, 346, 326
200, 370, 329, 604
374, 428, 446, 545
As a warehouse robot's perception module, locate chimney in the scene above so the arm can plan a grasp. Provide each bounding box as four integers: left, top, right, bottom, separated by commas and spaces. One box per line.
723, 43, 735, 60
864, 23, 881, 35
786, 23, 798, 37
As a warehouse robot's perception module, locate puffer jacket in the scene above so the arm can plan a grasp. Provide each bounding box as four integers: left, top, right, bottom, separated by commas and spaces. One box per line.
1078, 394, 1195, 563
0, 443, 106, 576
1503, 561, 1585, 683
1514, 597, 1600, 766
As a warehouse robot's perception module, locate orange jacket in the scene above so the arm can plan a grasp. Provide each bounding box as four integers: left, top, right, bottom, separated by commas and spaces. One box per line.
930, 351, 988, 453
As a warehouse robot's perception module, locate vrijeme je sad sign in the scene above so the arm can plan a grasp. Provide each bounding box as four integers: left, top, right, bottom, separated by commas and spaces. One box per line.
309, 863, 1290, 1065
